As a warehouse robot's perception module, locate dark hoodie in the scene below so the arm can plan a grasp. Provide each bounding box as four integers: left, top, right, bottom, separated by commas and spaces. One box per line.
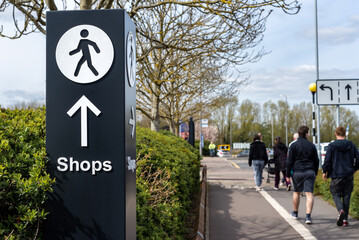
323, 139, 359, 178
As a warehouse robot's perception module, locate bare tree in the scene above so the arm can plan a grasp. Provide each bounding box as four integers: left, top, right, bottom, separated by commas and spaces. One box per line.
157, 55, 245, 134
1, 1, 301, 39
236, 99, 261, 142
1, 0, 301, 131
134, 1, 300, 131
10, 100, 44, 109
289, 102, 312, 135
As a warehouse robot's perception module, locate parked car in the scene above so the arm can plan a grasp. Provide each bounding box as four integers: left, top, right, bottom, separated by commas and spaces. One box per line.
237, 149, 249, 158
217, 144, 231, 158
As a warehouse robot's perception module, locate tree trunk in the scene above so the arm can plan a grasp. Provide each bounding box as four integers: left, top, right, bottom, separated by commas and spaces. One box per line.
80, 0, 92, 10
169, 121, 175, 134
150, 83, 160, 132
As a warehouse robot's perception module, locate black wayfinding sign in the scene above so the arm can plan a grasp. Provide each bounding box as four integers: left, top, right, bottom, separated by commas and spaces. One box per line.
46, 10, 136, 240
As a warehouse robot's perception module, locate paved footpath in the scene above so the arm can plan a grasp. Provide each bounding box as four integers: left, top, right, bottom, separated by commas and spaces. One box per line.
202, 157, 359, 240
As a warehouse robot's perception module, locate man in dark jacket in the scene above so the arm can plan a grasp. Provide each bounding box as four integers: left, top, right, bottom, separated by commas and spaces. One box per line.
286, 126, 319, 224
322, 126, 359, 227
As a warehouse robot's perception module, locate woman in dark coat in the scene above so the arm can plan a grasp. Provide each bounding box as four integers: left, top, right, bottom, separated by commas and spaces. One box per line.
273, 136, 291, 190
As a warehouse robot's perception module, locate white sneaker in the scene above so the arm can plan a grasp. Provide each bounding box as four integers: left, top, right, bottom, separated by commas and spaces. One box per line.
280, 182, 284, 186
255, 186, 261, 191
273, 187, 279, 190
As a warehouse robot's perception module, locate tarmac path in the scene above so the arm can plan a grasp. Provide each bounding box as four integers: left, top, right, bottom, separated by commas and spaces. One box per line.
202, 157, 359, 240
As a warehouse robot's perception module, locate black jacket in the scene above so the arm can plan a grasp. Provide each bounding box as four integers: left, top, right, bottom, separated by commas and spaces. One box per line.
274, 142, 288, 171
322, 139, 359, 178
286, 136, 319, 177
248, 140, 268, 166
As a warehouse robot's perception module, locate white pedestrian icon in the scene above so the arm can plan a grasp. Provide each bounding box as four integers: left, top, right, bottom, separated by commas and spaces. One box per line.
56, 24, 114, 84
69, 29, 100, 77
126, 31, 136, 87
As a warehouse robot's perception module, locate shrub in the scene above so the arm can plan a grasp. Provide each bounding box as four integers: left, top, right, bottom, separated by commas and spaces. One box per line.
0, 108, 55, 240
136, 128, 200, 239
314, 169, 359, 219
350, 173, 359, 219
0, 108, 201, 239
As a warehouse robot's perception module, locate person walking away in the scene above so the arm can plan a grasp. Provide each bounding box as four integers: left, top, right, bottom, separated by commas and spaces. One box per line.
249, 133, 268, 191
289, 133, 299, 148
322, 126, 359, 227
282, 133, 298, 187
209, 142, 216, 158
273, 136, 290, 190
286, 126, 319, 224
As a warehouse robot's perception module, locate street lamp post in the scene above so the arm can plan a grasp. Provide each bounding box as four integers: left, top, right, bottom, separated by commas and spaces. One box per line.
314, 0, 322, 167
309, 83, 316, 144
336, 106, 340, 127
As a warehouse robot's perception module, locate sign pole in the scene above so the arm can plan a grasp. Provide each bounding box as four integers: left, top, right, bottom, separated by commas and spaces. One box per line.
336, 105, 340, 127
314, 0, 321, 165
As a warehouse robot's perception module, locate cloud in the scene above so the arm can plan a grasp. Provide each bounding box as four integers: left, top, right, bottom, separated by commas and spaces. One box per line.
300, 14, 359, 45
319, 27, 359, 45
349, 15, 359, 24
240, 65, 315, 102
239, 64, 359, 108
1, 90, 45, 107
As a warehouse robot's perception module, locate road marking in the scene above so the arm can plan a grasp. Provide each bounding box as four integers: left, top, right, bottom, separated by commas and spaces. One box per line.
230, 161, 240, 169
259, 190, 317, 240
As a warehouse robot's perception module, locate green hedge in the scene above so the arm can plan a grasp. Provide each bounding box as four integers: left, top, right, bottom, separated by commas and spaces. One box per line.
136, 127, 201, 239
314, 169, 359, 219
0, 108, 200, 239
0, 108, 55, 240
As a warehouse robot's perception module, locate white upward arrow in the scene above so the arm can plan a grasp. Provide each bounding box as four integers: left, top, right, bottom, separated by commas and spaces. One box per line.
67, 95, 101, 147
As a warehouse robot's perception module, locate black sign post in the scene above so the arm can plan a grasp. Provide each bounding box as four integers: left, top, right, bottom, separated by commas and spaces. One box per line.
46, 10, 136, 240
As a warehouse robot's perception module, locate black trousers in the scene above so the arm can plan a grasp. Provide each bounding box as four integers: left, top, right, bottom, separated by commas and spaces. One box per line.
330, 176, 354, 220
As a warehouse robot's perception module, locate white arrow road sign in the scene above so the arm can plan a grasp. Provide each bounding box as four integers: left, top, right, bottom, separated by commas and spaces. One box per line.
67, 95, 101, 147
317, 79, 359, 105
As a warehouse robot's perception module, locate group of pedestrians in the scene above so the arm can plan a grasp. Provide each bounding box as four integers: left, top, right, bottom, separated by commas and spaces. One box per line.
248, 125, 359, 227
248, 132, 292, 191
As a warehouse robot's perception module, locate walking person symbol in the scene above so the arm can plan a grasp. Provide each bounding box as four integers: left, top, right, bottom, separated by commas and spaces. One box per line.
69, 29, 100, 77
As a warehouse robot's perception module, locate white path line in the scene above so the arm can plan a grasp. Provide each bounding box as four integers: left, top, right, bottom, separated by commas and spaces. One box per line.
259, 190, 317, 240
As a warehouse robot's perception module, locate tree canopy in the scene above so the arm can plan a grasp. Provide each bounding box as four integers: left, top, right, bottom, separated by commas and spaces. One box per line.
211, 99, 359, 148
1, 0, 301, 131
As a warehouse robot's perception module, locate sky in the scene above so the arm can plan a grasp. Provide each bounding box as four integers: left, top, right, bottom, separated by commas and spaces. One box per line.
1, 0, 359, 115
238, 0, 359, 114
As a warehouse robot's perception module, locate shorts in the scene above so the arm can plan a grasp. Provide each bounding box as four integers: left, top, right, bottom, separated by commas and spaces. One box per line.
292, 170, 316, 193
